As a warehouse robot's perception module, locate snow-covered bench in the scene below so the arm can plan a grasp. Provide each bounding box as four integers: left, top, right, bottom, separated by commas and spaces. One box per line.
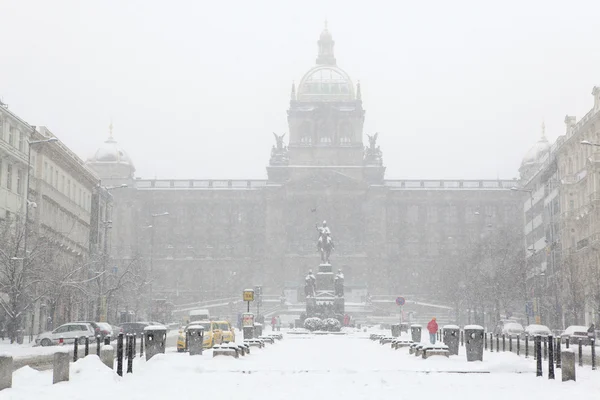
258, 336, 275, 344
267, 333, 283, 340
422, 344, 450, 359
392, 339, 413, 349
212, 344, 239, 358
244, 339, 264, 348
379, 336, 395, 345
370, 334, 384, 341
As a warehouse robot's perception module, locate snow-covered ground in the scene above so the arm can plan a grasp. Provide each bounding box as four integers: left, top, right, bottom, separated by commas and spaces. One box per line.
4, 330, 600, 400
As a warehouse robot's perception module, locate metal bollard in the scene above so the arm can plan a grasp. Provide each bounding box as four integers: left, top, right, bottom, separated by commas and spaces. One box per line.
517, 334, 520, 356
543, 336, 547, 360
85, 337, 89, 356
502, 334, 505, 352
96, 335, 101, 356
496, 335, 499, 353
460, 330, 464, 346
591, 338, 596, 370
73, 337, 79, 362
555, 337, 561, 368
133, 335, 137, 359
525, 334, 529, 358
140, 334, 144, 357
578, 339, 583, 367
117, 333, 124, 377
104, 335, 111, 345
490, 333, 494, 352
548, 335, 555, 379
127, 334, 133, 374
536, 336, 542, 377
565, 337, 569, 349
509, 335, 512, 353
484, 332, 488, 350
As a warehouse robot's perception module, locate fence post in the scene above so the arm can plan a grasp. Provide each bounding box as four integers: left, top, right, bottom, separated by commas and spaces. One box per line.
555, 337, 561, 368
140, 333, 144, 357
96, 335, 101, 356
525, 334, 529, 358
578, 339, 583, 367
509, 335, 513, 353
548, 335, 555, 380
517, 334, 520, 356
496, 335, 499, 353
490, 333, 494, 352
85, 337, 89, 357
502, 334, 505, 352
536, 336, 542, 377
73, 337, 78, 362
543, 336, 547, 360
484, 331, 488, 350
117, 333, 124, 377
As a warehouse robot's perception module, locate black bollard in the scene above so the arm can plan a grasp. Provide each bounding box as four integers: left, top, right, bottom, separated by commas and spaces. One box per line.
502, 334, 506, 352
140, 333, 144, 357
73, 337, 78, 362
543, 336, 547, 360
517, 334, 520, 356
460, 330, 464, 346
96, 335, 101, 356
127, 335, 133, 374
591, 338, 596, 370
496, 335, 499, 353
85, 337, 89, 356
104, 335, 111, 345
490, 333, 494, 352
536, 336, 543, 377
484, 332, 488, 350
133, 335, 136, 359
565, 337, 569, 349
117, 333, 124, 377
525, 334, 529, 358
548, 335, 555, 379
509, 335, 513, 353
578, 339, 583, 367
555, 337, 561, 368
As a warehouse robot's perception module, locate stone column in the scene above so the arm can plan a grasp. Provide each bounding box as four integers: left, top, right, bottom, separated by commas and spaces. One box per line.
53, 351, 70, 384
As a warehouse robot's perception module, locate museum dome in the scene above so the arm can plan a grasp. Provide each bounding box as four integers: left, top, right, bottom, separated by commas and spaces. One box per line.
521, 123, 550, 166
297, 25, 355, 102
87, 125, 134, 168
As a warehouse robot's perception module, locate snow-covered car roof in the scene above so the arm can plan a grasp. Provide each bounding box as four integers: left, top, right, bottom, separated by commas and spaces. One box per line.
525, 324, 551, 334
502, 323, 524, 331
562, 326, 588, 335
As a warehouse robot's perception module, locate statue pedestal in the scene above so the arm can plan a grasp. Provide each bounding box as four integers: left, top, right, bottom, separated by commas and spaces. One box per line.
318, 263, 332, 273
316, 272, 334, 291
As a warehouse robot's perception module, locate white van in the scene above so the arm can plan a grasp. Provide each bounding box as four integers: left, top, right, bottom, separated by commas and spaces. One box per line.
189, 309, 210, 322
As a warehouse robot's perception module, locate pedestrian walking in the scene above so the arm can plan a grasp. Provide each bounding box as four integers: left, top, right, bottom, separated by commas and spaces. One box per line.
427, 317, 438, 344
276, 316, 282, 331
271, 316, 277, 331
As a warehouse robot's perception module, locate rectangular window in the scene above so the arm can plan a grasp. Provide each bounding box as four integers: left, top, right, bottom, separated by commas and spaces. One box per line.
7, 164, 12, 190
61, 175, 64, 193
0, 119, 4, 139
18, 131, 23, 152
44, 162, 48, 182
16, 170, 22, 195
55, 170, 58, 187
0, 159, 3, 187
67, 180, 71, 199
50, 166, 53, 186
8, 127, 14, 146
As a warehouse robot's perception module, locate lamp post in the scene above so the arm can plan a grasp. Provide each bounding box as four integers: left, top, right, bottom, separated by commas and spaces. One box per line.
148, 212, 169, 320
511, 187, 538, 325
98, 184, 127, 322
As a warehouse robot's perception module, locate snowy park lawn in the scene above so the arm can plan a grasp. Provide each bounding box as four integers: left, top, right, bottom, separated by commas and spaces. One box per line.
4, 332, 600, 400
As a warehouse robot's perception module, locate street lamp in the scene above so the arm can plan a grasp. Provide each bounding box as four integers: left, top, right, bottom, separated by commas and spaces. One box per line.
22, 131, 58, 269
511, 186, 539, 325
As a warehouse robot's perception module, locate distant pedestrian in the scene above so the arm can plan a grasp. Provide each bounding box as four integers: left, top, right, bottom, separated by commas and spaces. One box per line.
427, 317, 438, 344
276, 316, 282, 331
271, 316, 277, 331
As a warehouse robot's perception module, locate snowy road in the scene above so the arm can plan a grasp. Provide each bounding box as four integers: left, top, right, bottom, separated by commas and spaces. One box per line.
5, 331, 600, 400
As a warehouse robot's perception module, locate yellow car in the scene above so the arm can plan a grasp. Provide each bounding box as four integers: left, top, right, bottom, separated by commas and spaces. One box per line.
215, 321, 235, 343
177, 321, 224, 352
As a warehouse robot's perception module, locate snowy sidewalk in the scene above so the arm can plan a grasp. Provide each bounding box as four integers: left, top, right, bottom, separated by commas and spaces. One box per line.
4, 332, 600, 400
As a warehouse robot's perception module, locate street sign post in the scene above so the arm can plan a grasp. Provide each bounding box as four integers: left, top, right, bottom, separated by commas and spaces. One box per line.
243, 289, 255, 312
396, 297, 406, 323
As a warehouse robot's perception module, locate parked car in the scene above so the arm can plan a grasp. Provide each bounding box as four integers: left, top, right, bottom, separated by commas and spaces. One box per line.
215, 320, 235, 343
72, 321, 112, 340
35, 323, 96, 346
525, 324, 552, 337
493, 319, 519, 335
500, 322, 524, 336
561, 325, 593, 345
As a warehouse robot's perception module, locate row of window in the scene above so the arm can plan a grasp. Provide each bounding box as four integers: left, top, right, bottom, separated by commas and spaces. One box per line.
0, 118, 26, 154
0, 158, 25, 195
38, 157, 91, 212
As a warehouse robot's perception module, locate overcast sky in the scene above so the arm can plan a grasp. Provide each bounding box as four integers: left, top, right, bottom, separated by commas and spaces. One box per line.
2, 0, 600, 180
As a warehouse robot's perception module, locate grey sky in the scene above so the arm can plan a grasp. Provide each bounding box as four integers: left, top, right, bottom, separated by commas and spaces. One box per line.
2, 0, 600, 180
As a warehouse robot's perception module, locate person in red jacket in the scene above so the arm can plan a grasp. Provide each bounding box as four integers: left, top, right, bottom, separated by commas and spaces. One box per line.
427, 317, 438, 344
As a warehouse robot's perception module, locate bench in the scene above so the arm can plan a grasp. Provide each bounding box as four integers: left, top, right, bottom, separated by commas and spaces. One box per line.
258, 336, 275, 344
244, 339, 264, 348
392, 340, 413, 350
212, 345, 239, 358
422, 345, 450, 359
380, 337, 394, 345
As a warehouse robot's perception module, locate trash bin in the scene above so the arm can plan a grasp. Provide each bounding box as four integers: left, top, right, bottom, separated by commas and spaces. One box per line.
391, 324, 401, 337
464, 325, 484, 362
187, 325, 204, 356
410, 324, 422, 343
254, 323, 263, 337
442, 324, 460, 355
143, 325, 167, 361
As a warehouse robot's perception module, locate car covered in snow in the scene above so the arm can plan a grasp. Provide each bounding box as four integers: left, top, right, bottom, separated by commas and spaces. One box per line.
561, 325, 594, 345
500, 322, 524, 336
35, 322, 96, 346
525, 324, 552, 337
492, 319, 520, 336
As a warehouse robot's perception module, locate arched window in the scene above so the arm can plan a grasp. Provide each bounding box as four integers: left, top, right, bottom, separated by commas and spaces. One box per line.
299, 122, 312, 145
338, 121, 353, 145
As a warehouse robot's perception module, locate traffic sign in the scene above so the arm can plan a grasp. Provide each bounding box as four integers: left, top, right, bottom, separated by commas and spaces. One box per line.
525, 301, 534, 317
243, 289, 255, 302
396, 297, 406, 306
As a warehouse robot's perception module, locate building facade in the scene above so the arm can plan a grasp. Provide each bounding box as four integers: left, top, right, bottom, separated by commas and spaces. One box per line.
88, 28, 522, 322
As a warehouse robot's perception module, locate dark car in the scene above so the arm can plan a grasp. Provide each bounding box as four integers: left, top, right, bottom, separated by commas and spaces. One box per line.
72, 321, 113, 340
